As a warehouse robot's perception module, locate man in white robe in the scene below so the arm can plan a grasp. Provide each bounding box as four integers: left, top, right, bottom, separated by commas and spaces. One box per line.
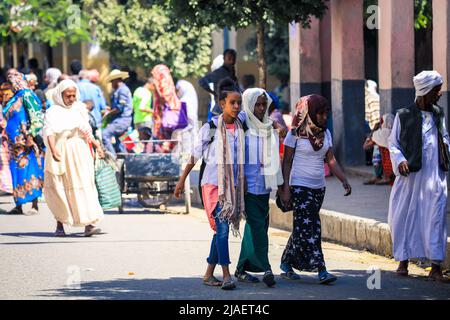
388, 70, 449, 283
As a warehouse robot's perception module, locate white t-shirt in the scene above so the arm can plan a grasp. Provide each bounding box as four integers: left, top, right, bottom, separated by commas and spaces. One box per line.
284, 129, 332, 189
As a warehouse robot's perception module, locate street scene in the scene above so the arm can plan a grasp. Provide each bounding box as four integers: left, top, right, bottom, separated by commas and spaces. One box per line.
1, 0, 450, 302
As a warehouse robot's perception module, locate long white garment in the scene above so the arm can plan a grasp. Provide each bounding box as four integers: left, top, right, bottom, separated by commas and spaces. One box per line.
388, 111, 448, 262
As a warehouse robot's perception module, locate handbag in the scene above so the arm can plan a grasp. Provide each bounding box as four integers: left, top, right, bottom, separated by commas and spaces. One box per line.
162, 101, 188, 131
438, 131, 449, 171
275, 137, 298, 213
95, 153, 122, 210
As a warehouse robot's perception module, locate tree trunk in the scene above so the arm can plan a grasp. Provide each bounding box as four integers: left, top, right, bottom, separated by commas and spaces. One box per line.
256, 22, 266, 89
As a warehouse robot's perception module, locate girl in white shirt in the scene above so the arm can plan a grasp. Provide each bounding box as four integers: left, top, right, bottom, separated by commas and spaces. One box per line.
279, 94, 351, 284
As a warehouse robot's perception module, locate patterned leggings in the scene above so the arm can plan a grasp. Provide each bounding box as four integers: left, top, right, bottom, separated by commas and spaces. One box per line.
281, 186, 326, 272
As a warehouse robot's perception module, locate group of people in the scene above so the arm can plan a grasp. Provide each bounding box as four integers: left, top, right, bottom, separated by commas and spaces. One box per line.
1, 50, 449, 287
0, 68, 104, 236
174, 78, 352, 290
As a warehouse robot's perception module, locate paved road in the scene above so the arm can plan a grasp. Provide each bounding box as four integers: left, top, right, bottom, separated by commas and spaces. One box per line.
0, 195, 449, 300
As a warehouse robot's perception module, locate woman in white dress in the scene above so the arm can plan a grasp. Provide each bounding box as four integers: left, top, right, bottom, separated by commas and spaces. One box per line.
44, 79, 105, 237
388, 70, 449, 283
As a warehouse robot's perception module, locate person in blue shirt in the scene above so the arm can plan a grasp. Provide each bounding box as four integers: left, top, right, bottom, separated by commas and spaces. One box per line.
77, 69, 107, 131
235, 88, 283, 288
102, 69, 132, 157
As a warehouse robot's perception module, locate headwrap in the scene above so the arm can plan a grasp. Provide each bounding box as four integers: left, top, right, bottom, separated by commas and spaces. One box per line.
413, 70, 443, 99
267, 92, 280, 109
372, 113, 395, 148
7, 71, 29, 92
211, 54, 224, 72
151, 64, 181, 111
52, 79, 80, 109
242, 88, 283, 190
0, 83, 14, 105
45, 68, 62, 89
291, 94, 330, 151
366, 80, 378, 96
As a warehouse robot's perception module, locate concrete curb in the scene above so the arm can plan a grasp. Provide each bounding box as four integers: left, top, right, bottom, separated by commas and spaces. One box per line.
268, 200, 450, 269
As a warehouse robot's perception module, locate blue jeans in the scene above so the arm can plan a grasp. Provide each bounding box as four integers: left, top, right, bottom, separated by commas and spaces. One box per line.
206, 205, 231, 266
102, 118, 131, 156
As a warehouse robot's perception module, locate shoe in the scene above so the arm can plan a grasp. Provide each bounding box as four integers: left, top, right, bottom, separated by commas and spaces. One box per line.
318, 271, 337, 284
280, 270, 301, 281
235, 270, 260, 283
262, 270, 276, 287
221, 278, 236, 290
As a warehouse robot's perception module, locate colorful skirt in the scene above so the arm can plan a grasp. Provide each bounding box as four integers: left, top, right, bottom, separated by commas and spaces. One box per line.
281, 186, 326, 272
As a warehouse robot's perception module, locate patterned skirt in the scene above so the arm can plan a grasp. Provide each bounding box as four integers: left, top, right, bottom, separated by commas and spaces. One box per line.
281, 186, 326, 272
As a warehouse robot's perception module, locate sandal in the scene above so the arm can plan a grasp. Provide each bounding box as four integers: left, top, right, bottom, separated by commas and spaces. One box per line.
428, 271, 450, 283
24, 208, 38, 216
221, 279, 236, 290
235, 270, 260, 283
55, 229, 66, 237
203, 275, 222, 287
395, 268, 409, 277
280, 270, 301, 281
84, 226, 101, 237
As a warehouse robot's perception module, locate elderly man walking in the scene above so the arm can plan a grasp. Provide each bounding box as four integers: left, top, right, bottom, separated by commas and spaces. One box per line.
388, 70, 449, 283
102, 69, 132, 157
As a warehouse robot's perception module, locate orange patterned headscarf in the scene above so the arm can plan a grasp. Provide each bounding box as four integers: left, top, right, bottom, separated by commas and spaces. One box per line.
291, 94, 330, 151
151, 64, 181, 111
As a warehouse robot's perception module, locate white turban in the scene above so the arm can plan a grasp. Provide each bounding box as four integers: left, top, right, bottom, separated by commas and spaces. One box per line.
413, 70, 443, 99
211, 54, 224, 72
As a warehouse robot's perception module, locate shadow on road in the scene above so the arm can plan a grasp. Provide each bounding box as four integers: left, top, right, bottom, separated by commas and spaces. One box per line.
35, 269, 450, 300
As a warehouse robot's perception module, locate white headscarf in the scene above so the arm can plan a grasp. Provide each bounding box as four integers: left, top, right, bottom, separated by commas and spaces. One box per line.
372, 113, 395, 148
211, 54, 224, 72
52, 79, 80, 108
242, 88, 283, 190
44, 80, 91, 175
413, 70, 443, 99
46, 68, 62, 88
366, 80, 379, 97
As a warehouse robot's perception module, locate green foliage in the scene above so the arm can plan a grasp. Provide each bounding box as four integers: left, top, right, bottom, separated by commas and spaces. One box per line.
414, 0, 432, 30
0, 0, 90, 46
91, 0, 212, 79
161, 0, 328, 29
244, 22, 289, 85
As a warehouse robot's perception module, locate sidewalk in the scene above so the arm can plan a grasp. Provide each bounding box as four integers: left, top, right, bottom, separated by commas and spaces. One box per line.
269, 168, 450, 269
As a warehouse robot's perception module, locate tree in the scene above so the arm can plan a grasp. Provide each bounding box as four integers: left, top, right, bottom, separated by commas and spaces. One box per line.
0, 0, 90, 46
91, 0, 212, 79
161, 0, 328, 89
244, 22, 289, 87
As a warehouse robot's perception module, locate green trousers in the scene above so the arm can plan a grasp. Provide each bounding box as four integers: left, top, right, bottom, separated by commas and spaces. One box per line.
236, 193, 271, 273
